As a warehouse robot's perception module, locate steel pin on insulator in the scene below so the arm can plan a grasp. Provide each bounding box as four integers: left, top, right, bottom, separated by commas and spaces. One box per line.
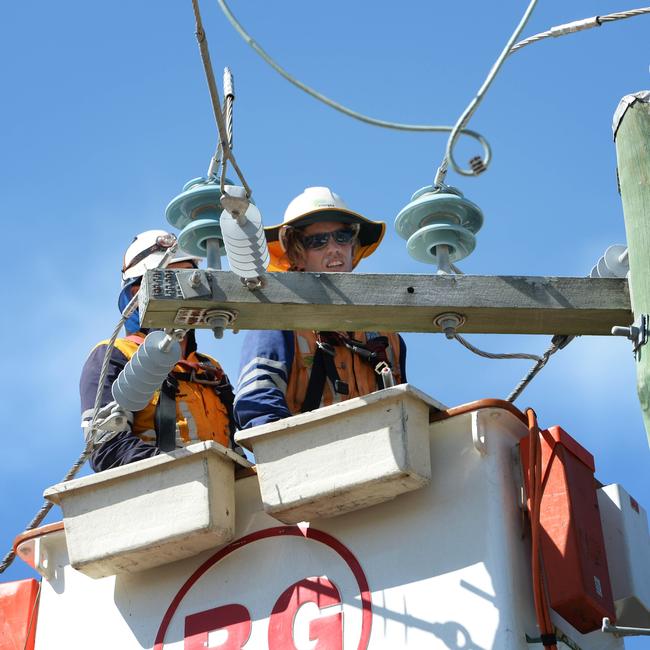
469, 156, 487, 175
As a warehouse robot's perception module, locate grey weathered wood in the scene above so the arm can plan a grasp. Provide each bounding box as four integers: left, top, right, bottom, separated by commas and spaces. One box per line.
138, 269, 631, 336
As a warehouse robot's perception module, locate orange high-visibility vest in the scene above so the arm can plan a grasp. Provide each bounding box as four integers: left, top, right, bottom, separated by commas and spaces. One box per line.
285, 331, 403, 413
103, 336, 231, 448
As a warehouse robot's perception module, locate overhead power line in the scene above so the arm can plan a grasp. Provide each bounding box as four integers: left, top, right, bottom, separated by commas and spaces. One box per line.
217, 1, 650, 182
216, 0, 492, 166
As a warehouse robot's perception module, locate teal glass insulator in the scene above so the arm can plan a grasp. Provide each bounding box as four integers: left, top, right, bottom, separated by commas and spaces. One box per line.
165, 177, 234, 230
395, 185, 484, 264
177, 218, 226, 258
406, 223, 476, 264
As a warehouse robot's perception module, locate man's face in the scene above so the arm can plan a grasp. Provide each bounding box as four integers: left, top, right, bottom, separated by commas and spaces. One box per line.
295, 221, 356, 273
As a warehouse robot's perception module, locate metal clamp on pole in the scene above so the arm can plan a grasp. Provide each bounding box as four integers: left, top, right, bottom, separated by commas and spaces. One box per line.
612, 313, 648, 360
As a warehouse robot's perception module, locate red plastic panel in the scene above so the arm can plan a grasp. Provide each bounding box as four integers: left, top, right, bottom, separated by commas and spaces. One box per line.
521, 426, 615, 633
0, 579, 40, 650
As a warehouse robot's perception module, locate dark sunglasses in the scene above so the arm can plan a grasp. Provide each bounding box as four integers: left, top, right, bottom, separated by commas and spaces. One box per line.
300, 226, 358, 250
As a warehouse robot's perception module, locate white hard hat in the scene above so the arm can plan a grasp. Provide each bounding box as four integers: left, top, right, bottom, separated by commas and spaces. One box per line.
265, 187, 385, 271
121, 229, 199, 284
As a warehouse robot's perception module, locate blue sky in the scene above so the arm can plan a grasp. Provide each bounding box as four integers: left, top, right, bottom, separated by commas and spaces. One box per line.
1, 1, 649, 645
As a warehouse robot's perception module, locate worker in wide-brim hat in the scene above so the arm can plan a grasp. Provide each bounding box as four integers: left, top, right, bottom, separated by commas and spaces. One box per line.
234, 187, 407, 430
265, 186, 385, 272
80, 230, 236, 473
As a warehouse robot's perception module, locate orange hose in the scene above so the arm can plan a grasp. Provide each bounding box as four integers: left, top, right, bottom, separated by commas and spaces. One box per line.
526, 408, 557, 650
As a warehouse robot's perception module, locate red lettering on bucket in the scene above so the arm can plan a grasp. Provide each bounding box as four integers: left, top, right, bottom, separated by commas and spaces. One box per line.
184, 603, 251, 649
268, 577, 342, 649
155, 526, 372, 650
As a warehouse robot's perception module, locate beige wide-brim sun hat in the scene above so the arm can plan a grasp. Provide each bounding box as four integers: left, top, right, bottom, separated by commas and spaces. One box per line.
265, 187, 386, 271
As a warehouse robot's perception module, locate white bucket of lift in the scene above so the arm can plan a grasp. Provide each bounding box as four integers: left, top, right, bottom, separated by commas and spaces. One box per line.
235, 383, 443, 524
44, 441, 251, 579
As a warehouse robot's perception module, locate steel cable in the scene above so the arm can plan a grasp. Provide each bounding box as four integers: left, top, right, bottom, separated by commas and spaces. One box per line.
0, 246, 178, 574
509, 7, 650, 55
506, 334, 574, 402
507, 341, 561, 402
215, 0, 492, 161
433, 0, 538, 185
217, 1, 650, 184
192, 0, 251, 196
453, 333, 542, 362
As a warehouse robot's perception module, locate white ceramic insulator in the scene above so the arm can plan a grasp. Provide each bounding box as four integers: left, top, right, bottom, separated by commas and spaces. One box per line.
111, 331, 181, 412
220, 202, 270, 279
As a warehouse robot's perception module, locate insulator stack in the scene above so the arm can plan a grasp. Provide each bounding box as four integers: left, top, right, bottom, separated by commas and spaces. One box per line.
111, 331, 181, 412
165, 178, 269, 283
165, 177, 233, 269
394, 185, 484, 269
590, 244, 629, 278
220, 185, 270, 283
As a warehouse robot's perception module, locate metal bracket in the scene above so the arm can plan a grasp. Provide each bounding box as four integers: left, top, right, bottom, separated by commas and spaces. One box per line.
206, 308, 238, 339
220, 186, 250, 224
177, 269, 212, 299
433, 312, 466, 339
471, 410, 487, 456
611, 313, 648, 360
174, 308, 211, 327
241, 275, 265, 291
525, 627, 583, 649
602, 617, 650, 638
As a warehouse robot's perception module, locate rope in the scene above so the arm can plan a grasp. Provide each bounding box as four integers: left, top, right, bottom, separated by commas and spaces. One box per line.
453, 333, 542, 362
0, 246, 179, 575
507, 335, 573, 402
433, 0, 538, 186
0, 442, 95, 574
215, 0, 492, 162
192, 0, 251, 196
509, 7, 650, 55
0, 314, 131, 574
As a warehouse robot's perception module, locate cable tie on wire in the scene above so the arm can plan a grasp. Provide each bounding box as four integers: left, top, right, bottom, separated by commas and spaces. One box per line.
540, 632, 557, 647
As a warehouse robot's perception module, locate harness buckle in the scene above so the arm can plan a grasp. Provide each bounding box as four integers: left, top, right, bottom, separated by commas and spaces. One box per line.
334, 380, 349, 395
374, 361, 390, 375
189, 368, 223, 386
316, 341, 336, 356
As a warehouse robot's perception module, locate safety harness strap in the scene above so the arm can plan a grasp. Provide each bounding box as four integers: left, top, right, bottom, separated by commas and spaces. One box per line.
300, 342, 349, 413
155, 376, 178, 452
340, 334, 391, 390
300, 332, 395, 413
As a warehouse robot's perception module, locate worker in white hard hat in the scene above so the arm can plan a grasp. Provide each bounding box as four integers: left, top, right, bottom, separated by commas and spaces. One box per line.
80, 230, 236, 472
234, 187, 407, 429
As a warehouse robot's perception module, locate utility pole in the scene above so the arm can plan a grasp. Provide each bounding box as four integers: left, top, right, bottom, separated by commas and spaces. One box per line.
614, 91, 650, 444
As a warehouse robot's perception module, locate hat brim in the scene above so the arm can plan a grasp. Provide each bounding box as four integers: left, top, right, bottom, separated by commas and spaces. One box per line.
265, 208, 385, 271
